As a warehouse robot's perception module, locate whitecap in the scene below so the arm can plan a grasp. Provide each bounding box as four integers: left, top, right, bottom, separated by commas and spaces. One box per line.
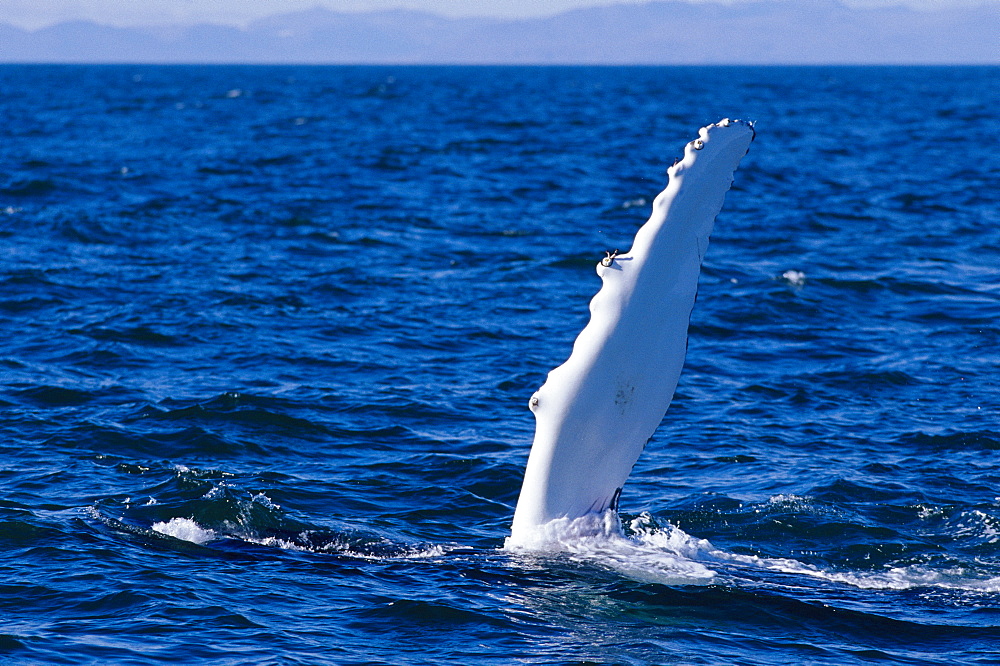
951, 508, 1000, 544
151, 517, 215, 544
781, 269, 806, 286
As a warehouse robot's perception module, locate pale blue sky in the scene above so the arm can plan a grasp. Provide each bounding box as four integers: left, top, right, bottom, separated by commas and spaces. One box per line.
1, 0, 991, 30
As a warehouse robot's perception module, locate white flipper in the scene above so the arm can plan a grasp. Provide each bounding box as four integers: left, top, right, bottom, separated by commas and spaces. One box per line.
508, 119, 754, 547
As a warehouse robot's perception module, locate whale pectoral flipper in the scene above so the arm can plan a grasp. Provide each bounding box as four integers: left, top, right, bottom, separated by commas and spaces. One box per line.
508, 120, 754, 548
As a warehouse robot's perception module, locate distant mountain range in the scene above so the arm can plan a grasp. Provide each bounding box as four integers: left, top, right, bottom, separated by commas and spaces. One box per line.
1, 1, 997, 64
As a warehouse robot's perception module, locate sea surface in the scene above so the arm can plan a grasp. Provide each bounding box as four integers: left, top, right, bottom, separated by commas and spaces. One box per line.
1, 64, 999, 664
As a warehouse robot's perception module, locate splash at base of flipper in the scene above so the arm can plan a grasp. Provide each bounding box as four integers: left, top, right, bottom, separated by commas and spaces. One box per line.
508, 119, 754, 549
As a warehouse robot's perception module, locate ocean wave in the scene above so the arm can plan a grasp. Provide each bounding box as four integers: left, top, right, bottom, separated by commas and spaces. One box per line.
89, 472, 458, 561
897, 429, 1000, 452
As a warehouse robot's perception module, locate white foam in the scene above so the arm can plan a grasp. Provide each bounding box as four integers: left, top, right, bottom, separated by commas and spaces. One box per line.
716, 551, 1000, 593
242, 535, 450, 559
504, 510, 716, 585
506, 511, 1000, 593
952, 509, 1000, 544
504, 509, 624, 551
151, 517, 215, 544
633, 517, 1000, 593
781, 269, 806, 286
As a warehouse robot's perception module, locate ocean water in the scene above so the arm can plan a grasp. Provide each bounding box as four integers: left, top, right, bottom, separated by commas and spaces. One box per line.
1, 64, 999, 664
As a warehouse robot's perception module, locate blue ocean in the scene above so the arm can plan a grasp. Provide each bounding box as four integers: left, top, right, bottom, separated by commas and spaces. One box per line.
2, 65, 999, 664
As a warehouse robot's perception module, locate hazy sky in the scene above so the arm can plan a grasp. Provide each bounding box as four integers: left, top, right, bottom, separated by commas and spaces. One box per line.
1, 0, 991, 30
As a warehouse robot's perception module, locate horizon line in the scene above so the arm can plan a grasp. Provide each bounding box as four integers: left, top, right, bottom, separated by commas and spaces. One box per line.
2, 0, 992, 32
